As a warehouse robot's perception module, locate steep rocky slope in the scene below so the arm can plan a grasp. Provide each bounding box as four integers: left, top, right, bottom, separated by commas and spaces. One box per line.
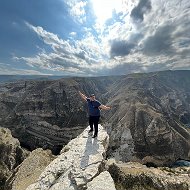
107, 160, 190, 190
6, 126, 190, 190
0, 76, 120, 154
0, 70, 190, 166
104, 70, 190, 166
0, 127, 28, 190
6, 148, 55, 190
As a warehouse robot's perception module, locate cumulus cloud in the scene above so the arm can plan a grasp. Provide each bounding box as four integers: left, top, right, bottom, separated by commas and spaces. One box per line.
130, 0, 152, 22
106, 0, 190, 74
65, 0, 87, 24
142, 24, 176, 56
0, 63, 47, 75
12, 0, 190, 76
15, 22, 109, 76
110, 40, 135, 57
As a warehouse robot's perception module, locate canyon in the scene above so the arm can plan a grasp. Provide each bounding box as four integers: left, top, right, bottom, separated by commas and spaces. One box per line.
0, 70, 190, 189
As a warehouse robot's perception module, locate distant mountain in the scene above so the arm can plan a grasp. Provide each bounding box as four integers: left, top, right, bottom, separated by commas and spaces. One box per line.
0, 75, 68, 83
0, 70, 189, 166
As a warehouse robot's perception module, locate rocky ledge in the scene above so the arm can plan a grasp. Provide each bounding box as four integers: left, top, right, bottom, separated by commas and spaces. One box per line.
3, 125, 190, 190
6, 148, 55, 190
26, 125, 116, 190
0, 127, 28, 190
107, 160, 190, 190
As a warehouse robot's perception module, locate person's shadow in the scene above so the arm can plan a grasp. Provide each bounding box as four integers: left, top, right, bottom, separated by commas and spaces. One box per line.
80, 135, 99, 169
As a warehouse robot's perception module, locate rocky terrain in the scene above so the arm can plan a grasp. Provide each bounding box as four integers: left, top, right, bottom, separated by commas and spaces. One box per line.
0, 127, 28, 190
4, 125, 190, 190
104, 70, 190, 166
107, 160, 190, 190
0, 76, 120, 154
6, 148, 55, 190
25, 125, 112, 190
0, 70, 190, 167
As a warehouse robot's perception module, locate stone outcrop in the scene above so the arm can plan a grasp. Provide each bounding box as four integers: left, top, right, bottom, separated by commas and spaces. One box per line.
26, 125, 114, 190
104, 70, 190, 166
87, 171, 116, 190
0, 127, 28, 190
107, 160, 190, 190
6, 148, 55, 190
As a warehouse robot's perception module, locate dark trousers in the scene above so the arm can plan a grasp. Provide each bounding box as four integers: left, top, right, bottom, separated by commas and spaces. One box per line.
89, 116, 100, 136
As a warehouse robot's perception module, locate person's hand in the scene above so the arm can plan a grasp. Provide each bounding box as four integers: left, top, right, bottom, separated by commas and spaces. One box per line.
107, 106, 111, 110
79, 91, 83, 96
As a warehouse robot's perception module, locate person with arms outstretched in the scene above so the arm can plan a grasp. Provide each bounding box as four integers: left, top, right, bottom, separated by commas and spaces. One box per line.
79, 91, 111, 138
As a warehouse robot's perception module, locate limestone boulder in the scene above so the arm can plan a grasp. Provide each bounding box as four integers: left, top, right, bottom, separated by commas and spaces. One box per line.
87, 171, 116, 190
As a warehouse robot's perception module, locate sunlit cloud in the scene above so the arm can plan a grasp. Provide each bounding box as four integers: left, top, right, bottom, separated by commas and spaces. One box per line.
65, 0, 87, 24
0, 63, 48, 75
15, 22, 108, 76
3, 0, 190, 76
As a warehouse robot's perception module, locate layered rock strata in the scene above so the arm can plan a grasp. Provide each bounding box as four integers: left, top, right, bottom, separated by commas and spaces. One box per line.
104, 70, 190, 166
0, 71, 190, 166
0, 76, 119, 153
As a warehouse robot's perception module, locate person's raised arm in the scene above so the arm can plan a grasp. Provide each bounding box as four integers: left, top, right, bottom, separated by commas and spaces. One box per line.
99, 104, 111, 110
79, 91, 87, 102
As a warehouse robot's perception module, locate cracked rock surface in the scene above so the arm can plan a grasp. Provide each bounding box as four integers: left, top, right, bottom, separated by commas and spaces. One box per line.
26, 125, 113, 190
0, 127, 28, 190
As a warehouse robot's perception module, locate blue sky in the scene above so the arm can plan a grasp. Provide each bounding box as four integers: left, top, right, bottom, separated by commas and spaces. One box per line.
0, 0, 190, 76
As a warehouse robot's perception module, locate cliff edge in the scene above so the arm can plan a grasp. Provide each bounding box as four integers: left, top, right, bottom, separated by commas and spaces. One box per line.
26, 125, 116, 190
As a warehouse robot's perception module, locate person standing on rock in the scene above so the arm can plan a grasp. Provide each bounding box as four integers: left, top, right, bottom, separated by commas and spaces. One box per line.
79, 91, 111, 138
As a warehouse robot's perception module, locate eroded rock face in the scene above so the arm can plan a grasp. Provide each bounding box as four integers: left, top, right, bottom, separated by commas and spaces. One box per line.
26, 125, 110, 190
0, 77, 118, 153
104, 70, 190, 166
0, 71, 190, 166
6, 148, 55, 190
107, 160, 190, 190
0, 127, 28, 190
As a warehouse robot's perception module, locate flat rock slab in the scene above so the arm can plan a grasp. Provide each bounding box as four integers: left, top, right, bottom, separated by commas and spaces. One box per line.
87, 171, 116, 190
26, 125, 109, 190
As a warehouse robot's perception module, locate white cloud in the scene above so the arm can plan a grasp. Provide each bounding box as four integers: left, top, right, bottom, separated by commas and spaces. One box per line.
15, 23, 108, 75
65, 0, 87, 24
70, 32, 77, 36
0, 63, 48, 75
14, 0, 190, 76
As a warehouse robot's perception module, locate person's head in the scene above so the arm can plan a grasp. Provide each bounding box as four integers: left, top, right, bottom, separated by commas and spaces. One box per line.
90, 94, 95, 101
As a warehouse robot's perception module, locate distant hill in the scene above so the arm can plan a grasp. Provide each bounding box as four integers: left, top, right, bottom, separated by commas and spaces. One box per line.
0, 75, 68, 83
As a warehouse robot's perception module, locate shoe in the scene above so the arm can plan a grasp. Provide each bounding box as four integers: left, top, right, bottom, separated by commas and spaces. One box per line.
88, 130, 93, 133
92, 134, 97, 138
